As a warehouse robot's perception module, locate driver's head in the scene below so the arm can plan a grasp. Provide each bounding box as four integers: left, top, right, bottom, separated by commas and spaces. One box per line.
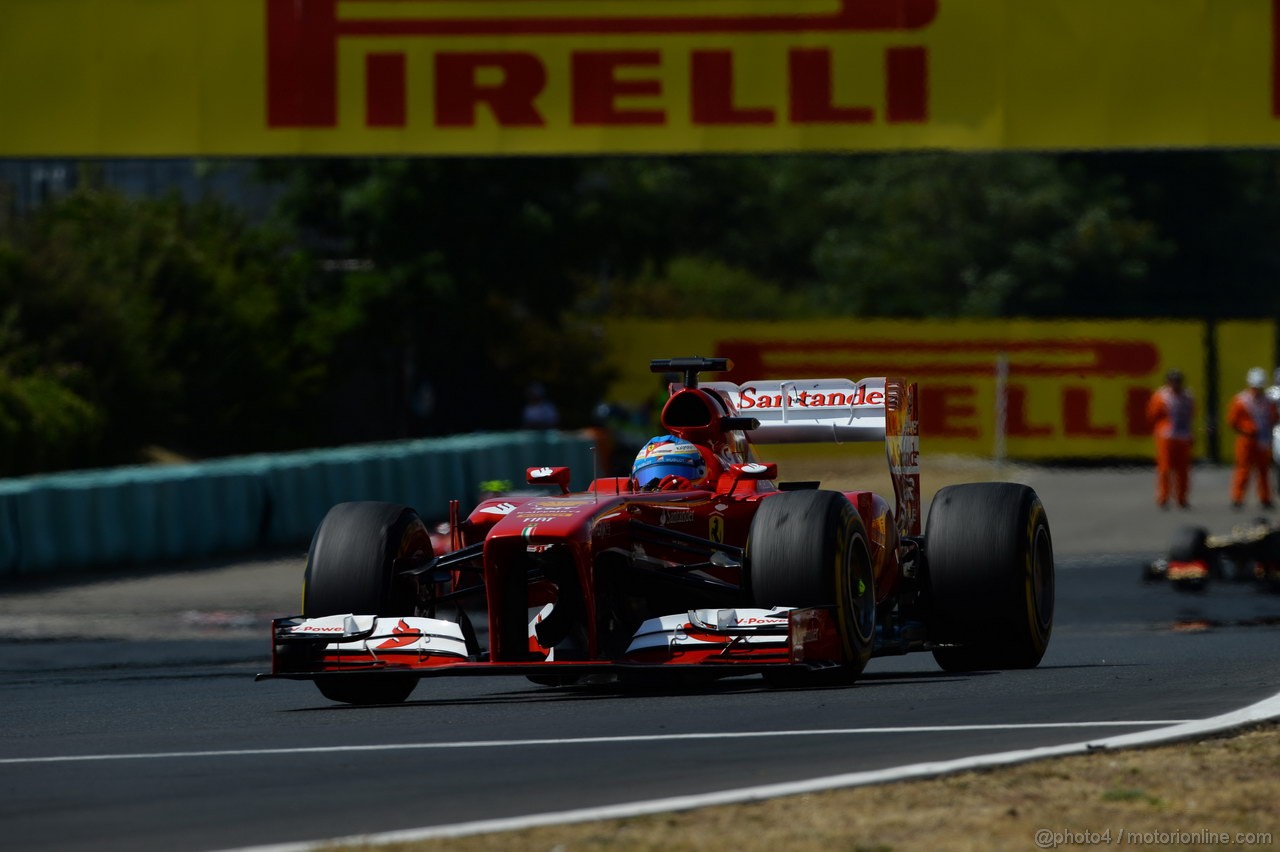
632, 435, 707, 490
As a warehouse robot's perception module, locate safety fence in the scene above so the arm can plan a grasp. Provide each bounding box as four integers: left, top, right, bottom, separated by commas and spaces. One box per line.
0, 431, 592, 578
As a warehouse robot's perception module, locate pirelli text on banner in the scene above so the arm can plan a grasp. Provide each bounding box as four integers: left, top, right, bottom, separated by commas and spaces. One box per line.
603, 320, 1221, 461
4, 0, 1280, 155
266, 0, 932, 132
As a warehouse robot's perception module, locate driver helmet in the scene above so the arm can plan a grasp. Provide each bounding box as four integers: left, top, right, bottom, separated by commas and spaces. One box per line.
632, 435, 707, 489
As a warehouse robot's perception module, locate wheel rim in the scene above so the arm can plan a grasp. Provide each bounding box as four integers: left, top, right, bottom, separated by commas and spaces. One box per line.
844, 534, 876, 648
392, 517, 432, 614
397, 518, 431, 562
1028, 522, 1053, 635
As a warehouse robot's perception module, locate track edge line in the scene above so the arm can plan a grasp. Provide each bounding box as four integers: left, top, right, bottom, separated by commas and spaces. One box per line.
220, 689, 1280, 852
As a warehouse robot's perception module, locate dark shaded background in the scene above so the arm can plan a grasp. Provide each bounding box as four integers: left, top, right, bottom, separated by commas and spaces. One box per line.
1, 152, 1277, 475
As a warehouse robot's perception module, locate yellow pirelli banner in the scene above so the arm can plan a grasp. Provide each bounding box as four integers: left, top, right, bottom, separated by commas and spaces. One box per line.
1216, 320, 1279, 460
604, 319, 1275, 461
3, 0, 1280, 155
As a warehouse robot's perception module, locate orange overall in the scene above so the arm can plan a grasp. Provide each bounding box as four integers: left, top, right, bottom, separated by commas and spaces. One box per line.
1146, 385, 1194, 507
1226, 389, 1279, 506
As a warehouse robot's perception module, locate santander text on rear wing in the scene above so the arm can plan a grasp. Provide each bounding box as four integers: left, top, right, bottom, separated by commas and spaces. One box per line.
704, 376, 922, 536
702, 377, 902, 444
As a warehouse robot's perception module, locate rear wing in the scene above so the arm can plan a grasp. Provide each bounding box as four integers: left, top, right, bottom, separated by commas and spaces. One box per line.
702, 378, 890, 444
702, 377, 921, 536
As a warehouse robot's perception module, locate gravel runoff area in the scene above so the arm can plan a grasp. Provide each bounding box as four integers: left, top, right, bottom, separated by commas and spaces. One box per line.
0, 458, 1273, 641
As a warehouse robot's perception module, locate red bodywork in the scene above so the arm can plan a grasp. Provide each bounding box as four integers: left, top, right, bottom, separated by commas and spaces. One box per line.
463, 380, 905, 665
270, 373, 920, 681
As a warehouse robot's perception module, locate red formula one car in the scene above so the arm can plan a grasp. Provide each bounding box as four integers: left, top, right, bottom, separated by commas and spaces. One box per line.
260, 358, 1055, 704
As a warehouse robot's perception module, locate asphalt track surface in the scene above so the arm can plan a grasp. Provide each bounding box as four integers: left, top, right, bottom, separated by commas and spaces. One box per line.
1, 464, 1279, 852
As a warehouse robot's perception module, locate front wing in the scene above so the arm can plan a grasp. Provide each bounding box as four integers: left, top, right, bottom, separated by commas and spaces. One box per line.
258, 607, 845, 683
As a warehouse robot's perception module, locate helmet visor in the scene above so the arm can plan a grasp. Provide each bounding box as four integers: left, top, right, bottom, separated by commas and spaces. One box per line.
633, 458, 703, 488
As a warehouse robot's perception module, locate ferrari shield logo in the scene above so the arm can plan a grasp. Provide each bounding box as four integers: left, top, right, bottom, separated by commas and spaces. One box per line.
709, 515, 725, 544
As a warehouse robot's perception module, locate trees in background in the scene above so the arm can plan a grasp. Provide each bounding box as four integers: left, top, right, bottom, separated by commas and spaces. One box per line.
0, 190, 324, 472
259, 157, 613, 437
0, 151, 1277, 475
569, 152, 1280, 321
1072, 152, 1280, 319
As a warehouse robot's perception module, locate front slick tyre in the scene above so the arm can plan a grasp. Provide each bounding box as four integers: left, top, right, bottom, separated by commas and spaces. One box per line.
926, 483, 1054, 672
747, 490, 875, 686
303, 502, 433, 705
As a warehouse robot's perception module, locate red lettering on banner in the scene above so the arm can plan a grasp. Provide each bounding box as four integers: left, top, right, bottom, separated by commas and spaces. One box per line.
1063, 387, 1116, 438
789, 49, 873, 124
1126, 386, 1153, 437
886, 46, 928, 123
572, 52, 665, 126
264, 0, 937, 131
366, 54, 406, 127
435, 53, 546, 127
715, 339, 1161, 381
267, 0, 338, 127
709, 340, 1182, 452
1005, 386, 1053, 438
921, 386, 980, 439
1274, 0, 1280, 117
691, 51, 775, 125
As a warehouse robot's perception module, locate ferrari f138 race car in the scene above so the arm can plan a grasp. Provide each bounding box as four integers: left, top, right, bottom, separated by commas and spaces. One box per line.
260, 358, 1055, 704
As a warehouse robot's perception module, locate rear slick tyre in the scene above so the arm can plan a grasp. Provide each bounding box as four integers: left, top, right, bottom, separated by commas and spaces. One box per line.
303, 502, 433, 704
926, 483, 1054, 672
747, 490, 875, 684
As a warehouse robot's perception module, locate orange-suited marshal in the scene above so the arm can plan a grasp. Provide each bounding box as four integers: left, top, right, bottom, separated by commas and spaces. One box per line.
1227, 367, 1280, 509
1146, 369, 1194, 508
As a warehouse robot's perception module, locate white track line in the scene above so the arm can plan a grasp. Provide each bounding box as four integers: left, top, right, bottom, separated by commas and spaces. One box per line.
220, 688, 1280, 852
0, 721, 1191, 765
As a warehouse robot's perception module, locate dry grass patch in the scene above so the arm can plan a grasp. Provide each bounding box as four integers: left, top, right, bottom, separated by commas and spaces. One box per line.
326, 724, 1279, 852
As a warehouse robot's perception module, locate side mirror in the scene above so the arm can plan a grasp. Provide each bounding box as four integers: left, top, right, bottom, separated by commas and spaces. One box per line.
729, 462, 777, 481
527, 466, 572, 494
